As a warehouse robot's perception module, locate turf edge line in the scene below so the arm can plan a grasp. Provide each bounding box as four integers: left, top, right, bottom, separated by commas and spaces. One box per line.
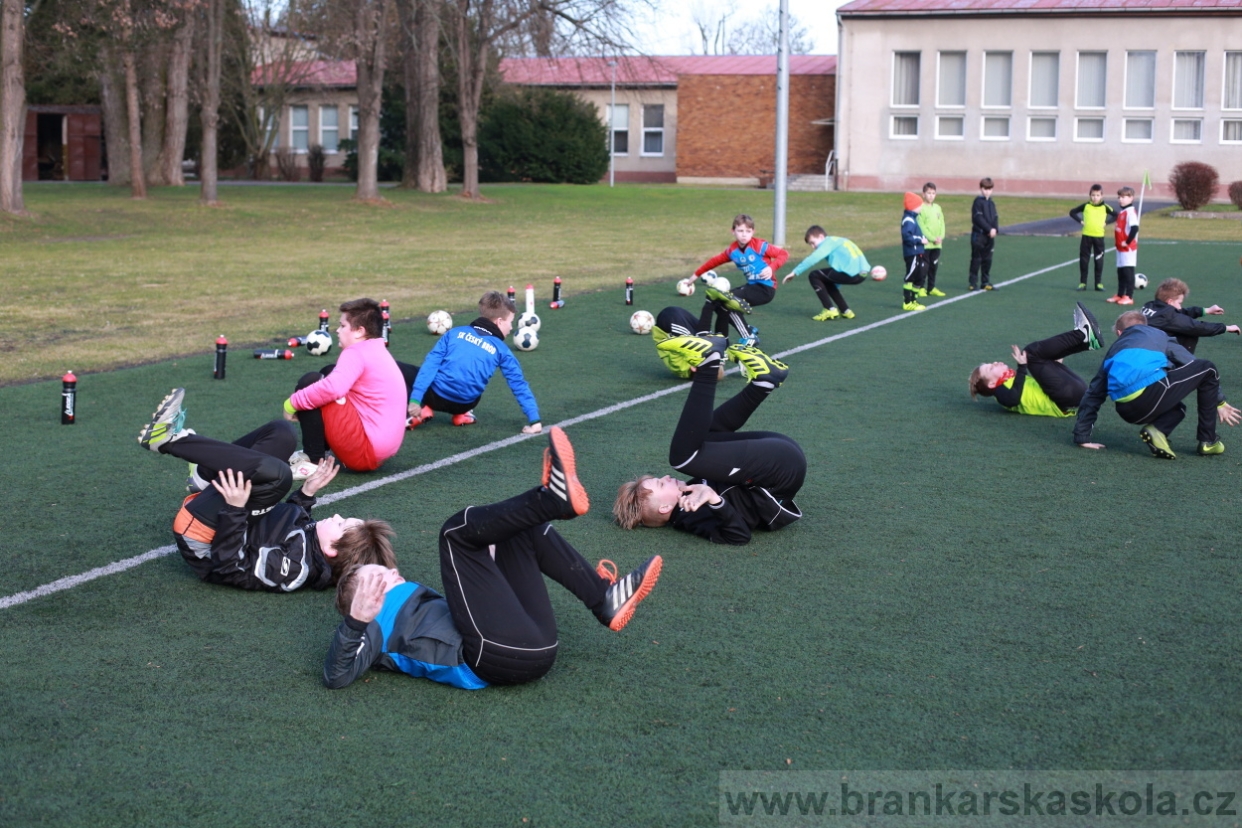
0, 256, 1075, 611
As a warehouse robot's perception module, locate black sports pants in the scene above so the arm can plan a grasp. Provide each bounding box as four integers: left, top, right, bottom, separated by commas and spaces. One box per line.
969, 234, 994, 288
667, 362, 806, 500
1024, 331, 1090, 411
1079, 236, 1106, 284
924, 248, 941, 291
699, 282, 774, 337
807, 268, 865, 312
1114, 359, 1223, 443
1117, 266, 1136, 299
295, 360, 419, 461
657, 306, 701, 338
439, 487, 608, 685
161, 420, 297, 521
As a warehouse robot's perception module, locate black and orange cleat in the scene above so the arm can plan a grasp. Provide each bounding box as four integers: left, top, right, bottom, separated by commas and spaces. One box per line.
597, 556, 662, 631
542, 426, 589, 516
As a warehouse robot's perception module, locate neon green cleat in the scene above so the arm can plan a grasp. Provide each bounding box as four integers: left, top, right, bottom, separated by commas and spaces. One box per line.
726, 344, 789, 387
927, 287, 947, 297
704, 286, 753, 314
812, 308, 840, 321
1140, 425, 1176, 459
650, 324, 671, 344
138, 388, 188, 452
841, 309, 856, 319
656, 333, 728, 368
1197, 440, 1225, 456
914, 287, 929, 298
901, 301, 926, 312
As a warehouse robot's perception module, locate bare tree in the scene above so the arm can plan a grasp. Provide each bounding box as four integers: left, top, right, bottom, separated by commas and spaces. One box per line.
0, 0, 25, 213
154, 11, 196, 185
198, 0, 224, 203
350, 0, 390, 201
398, 0, 445, 192
691, 2, 813, 55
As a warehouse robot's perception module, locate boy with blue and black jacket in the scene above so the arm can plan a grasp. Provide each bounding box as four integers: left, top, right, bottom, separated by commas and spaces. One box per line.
900, 192, 928, 312
406, 291, 542, 434
1074, 312, 1242, 458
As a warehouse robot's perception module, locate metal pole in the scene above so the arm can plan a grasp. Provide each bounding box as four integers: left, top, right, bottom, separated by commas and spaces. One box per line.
609, 59, 617, 188
773, 0, 790, 246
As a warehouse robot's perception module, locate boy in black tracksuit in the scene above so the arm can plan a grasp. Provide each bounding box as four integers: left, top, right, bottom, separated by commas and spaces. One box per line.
969, 177, 999, 290
614, 336, 805, 544
1141, 277, 1240, 354
322, 428, 662, 690
137, 388, 393, 591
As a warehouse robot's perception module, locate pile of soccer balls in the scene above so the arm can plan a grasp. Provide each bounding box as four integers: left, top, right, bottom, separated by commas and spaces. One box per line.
513, 311, 540, 351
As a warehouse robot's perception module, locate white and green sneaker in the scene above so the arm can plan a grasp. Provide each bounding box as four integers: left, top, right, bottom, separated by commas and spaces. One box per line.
138, 388, 188, 452
1074, 301, 1103, 350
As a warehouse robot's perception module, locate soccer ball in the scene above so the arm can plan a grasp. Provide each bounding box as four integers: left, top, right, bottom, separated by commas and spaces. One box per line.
707, 274, 730, 292
630, 310, 655, 335
676, 278, 696, 296
305, 329, 333, 356
427, 310, 453, 335
513, 327, 539, 351
870, 265, 888, 282
517, 311, 541, 333
1135, 273, 1148, 289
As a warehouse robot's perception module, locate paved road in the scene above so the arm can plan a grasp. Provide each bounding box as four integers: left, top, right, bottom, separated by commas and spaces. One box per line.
1002, 200, 1176, 236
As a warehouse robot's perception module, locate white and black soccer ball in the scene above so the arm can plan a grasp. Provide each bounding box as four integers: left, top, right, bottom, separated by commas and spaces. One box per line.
305, 329, 333, 356
630, 310, 655, 335
517, 311, 542, 333
676, 278, 696, 296
427, 310, 453, 335
513, 327, 539, 351
707, 273, 730, 292
1135, 273, 1148, 290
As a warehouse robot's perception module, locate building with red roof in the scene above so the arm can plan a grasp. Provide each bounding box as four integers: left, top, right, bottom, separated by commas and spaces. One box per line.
499, 56, 837, 185
834, 0, 1242, 195
251, 59, 360, 174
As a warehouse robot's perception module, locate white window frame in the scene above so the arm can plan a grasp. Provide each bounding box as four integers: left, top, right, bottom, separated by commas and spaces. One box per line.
1123, 50, 1157, 110
289, 105, 309, 153
349, 106, 359, 141
891, 52, 921, 108
1222, 51, 1242, 111
1170, 118, 1203, 143
936, 51, 967, 109
319, 105, 339, 152
1221, 119, 1242, 144
890, 115, 919, 139
1026, 116, 1057, 141
1172, 51, 1206, 111
1122, 117, 1154, 143
1075, 51, 1108, 110
981, 51, 1013, 109
1074, 116, 1105, 142
606, 103, 629, 156
980, 115, 1010, 140
1028, 52, 1060, 110
935, 115, 965, 140
640, 104, 664, 157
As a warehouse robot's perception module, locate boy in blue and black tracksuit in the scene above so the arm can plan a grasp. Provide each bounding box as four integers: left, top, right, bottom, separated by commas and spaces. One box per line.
900, 192, 928, 311
322, 428, 662, 690
407, 291, 542, 433
1073, 312, 1242, 457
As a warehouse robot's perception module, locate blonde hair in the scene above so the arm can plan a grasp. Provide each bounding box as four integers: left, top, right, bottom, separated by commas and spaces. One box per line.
613, 475, 669, 529
1115, 311, 1147, 333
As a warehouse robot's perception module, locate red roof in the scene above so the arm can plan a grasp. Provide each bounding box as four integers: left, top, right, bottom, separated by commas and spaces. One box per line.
839, 0, 1242, 14
499, 55, 837, 87
252, 60, 356, 88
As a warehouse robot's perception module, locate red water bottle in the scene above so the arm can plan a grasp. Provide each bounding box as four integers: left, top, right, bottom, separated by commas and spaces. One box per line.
507, 286, 516, 302
318, 309, 330, 332
382, 310, 391, 347
254, 349, 295, 360
61, 371, 77, 424
625, 276, 634, 306
287, 335, 307, 347
550, 277, 563, 309
214, 334, 228, 379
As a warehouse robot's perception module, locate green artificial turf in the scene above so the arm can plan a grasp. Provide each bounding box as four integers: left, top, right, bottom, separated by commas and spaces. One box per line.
2, 235, 1242, 827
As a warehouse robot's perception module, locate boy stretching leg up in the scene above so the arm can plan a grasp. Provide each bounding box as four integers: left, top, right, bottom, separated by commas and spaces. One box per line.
323, 428, 662, 690
614, 335, 805, 545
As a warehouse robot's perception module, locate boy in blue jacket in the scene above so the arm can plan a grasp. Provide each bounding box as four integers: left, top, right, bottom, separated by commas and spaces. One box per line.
322, 427, 662, 690
900, 192, 928, 312
1074, 311, 1242, 457
406, 290, 542, 433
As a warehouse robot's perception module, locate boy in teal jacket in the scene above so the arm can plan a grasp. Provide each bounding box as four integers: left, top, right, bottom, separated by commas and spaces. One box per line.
783, 225, 871, 321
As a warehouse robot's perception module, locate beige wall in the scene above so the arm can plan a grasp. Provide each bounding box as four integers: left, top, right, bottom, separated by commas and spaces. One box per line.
836, 14, 1242, 196
277, 89, 359, 168
577, 87, 678, 181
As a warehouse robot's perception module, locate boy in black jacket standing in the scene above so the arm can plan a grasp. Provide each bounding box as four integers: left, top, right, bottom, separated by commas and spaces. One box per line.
969, 177, 999, 291
138, 388, 395, 592
613, 336, 804, 545
1141, 278, 1239, 354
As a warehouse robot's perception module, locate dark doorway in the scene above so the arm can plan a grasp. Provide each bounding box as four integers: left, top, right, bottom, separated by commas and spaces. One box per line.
37, 113, 65, 180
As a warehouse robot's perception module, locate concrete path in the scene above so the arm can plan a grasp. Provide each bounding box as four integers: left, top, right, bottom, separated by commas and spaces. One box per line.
1002, 200, 1176, 236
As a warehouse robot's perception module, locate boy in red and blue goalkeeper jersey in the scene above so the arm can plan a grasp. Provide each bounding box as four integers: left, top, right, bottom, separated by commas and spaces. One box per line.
689, 214, 788, 346
783, 225, 871, 321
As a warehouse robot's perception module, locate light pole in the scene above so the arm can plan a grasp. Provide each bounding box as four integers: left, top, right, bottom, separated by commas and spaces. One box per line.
608, 59, 617, 188
773, 0, 790, 245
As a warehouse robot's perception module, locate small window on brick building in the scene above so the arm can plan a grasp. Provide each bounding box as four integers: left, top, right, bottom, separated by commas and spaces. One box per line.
320, 106, 339, 152
642, 105, 664, 155
290, 105, 309, 152
607, 104, 629, 155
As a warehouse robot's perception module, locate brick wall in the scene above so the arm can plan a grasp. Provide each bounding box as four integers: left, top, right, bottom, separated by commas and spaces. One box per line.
677, 74, 834, 179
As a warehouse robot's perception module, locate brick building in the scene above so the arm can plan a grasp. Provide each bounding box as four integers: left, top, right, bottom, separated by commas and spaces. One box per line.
499, 55, 837, 186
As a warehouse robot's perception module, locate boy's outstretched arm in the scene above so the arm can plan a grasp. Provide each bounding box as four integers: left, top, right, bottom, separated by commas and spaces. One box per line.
497, 348, 542, 430
694, 248, 734, 278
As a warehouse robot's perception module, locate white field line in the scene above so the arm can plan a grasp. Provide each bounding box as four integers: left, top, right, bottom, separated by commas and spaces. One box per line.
0, 257, 1077, 611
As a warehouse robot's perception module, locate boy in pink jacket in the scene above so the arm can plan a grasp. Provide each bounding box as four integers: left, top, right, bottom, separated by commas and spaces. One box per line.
284, 298, 408, 474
